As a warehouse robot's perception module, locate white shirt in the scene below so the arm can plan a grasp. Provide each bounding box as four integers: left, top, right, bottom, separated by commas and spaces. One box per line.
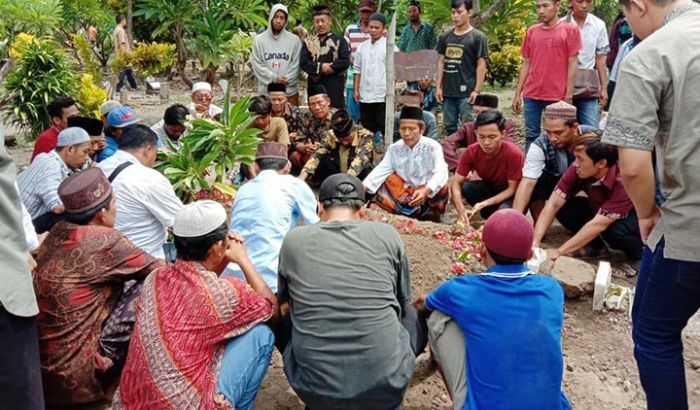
354, 37, 396, 103
16, 182, 39, 251
186, 102, 223, 119
363, 137, 448, 197
522, 144, 547, 180
98, 150, 183, 258
150, 120, 182, 150
17, 150, 71, 219
562, 13, 609, 70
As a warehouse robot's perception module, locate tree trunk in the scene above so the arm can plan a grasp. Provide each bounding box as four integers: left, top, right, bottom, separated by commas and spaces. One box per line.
473, 0, 508, 28
204, 65, 218, 85
384, 11, 397, 152
175, 25, 192, 87
127, 0, 134, 44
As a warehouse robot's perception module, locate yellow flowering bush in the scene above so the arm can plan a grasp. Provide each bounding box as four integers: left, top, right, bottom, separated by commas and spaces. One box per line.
76, 74, 107, 118
9, 32, 39, 59
112, 41, 175, 77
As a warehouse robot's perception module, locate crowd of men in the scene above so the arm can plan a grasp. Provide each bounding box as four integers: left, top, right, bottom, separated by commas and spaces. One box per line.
1, 0, 699, 408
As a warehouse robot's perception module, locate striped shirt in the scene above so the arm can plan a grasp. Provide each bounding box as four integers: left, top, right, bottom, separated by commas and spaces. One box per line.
344, 22, 371, 89
17, 150, 71, 219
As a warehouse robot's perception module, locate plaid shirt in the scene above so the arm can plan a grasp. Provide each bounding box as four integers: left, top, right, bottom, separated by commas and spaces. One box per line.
398, 21, 437, 53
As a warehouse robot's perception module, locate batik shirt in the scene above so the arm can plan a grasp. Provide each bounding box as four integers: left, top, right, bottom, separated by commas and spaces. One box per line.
114, 260, 273, 409
274, 102, 302, 135
298, 108, 337, 144
34, 222, 163, 406
303, 127, 374, 177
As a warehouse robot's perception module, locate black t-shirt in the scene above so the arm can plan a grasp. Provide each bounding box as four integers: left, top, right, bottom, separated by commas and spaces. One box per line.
437, 28, 489, 98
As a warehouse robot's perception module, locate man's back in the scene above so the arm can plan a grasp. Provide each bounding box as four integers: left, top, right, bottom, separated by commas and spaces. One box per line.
279, 220, 414, 410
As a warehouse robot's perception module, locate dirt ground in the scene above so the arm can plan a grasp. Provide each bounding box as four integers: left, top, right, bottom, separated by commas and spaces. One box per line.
6, 84, 700, 410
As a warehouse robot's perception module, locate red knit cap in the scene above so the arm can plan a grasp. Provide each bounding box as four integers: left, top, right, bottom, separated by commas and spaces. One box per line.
482, 209, 534, 260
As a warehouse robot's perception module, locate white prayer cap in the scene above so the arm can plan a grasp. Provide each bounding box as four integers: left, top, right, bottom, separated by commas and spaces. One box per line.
173, 200, 227, 238
191, 81, 212, 94
56, 127, 91, 147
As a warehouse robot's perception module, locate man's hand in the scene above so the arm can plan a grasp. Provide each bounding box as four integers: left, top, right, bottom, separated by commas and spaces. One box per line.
564, 95, 573, 105
298, 170, 309, 182
321, 63, 334, 75
194, 103, 211, 118
225, 232, 249, 265
468, 90, 479, 104
639, 207, 661, 243
412, 295, 427, 312
354, 88, 361, 104
436, 87, 444, 103
546, 248, 562, 260
289, 132, 298, 142
599, 88, 608, 110
512, 94, 522, 114
468, 202, 486, 219
458, 209, 471, 226
280, 302, 290, 316
305, 141, 318, 155
276, 75, 289, 85
408, 186, 431, 207
466, 170, 482, 182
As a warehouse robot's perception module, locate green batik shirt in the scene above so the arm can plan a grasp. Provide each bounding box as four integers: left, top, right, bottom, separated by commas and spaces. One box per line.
398, 21, 437, 53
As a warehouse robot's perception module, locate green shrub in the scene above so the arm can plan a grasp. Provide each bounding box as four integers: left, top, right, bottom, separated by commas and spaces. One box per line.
112, 42, 176, 77
71, 34, 103, 83
1, 41, 76, 138
487, 44, 522, 87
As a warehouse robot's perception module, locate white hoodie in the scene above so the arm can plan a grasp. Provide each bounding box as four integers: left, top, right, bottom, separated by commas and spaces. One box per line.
251, 4, 302, 96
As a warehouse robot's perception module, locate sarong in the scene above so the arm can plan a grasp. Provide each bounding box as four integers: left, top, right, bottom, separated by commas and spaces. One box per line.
374, 173, 449, 221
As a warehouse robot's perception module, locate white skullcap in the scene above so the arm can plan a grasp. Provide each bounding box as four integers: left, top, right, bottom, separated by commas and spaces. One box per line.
56, 127, 91, 147
173, 200, 227, 238
191, 81, 212, 94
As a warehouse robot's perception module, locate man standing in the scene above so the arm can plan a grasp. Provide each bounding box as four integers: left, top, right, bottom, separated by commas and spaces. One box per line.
224, 142, 318, 293
278, 174, 427, 409
353, 13, 391, 140
290, 85, 337, 173
252, 4, 302, 106
533, 133, 642, 261
363, 106, 449, 221
344, 0, 376, 123
31, 96, 80, 161
601, 0, 700, 407
98, 125, 183, 259
513, 0, 581, 151
18, 128, 93, 233
564, 0, 609, 127
114, 14, 137, 93
436, 0, 489, 136
513, 101, 595, 222
398, 0, 437, 52
301, 5, 351, 109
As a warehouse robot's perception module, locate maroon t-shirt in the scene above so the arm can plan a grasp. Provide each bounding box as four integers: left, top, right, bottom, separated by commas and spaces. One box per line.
555, 164, 633, 219
456, 140, 524, 191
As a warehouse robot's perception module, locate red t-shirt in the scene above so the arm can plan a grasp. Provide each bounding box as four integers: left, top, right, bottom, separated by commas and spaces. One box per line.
456, 140, 524, 191
521, 22, 582, 101
31, 126, 60, 162
555, 163, 633, 219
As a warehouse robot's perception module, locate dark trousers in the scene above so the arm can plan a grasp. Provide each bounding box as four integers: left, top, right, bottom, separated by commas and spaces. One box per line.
32, 211, 64, 234
117, 68, 137, 92
0, 306, 44, 410
632, 238, 700, 409
310, 157, 373, 186
360, 102, 386, 137
461, 181, 513, 220
556, 196, 643, 260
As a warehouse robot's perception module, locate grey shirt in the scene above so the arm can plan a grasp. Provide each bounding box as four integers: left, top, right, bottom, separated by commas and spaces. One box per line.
602, 3, 700, 262
278, 220, 415, 410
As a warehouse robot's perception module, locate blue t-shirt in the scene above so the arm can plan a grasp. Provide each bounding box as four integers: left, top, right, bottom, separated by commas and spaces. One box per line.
426, 264, 571, 410
96, 134, 119, 162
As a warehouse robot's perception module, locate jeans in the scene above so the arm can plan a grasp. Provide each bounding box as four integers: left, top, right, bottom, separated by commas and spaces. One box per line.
523, 98, 557, 153
443, 96, 473, 136
117, 68, 137, 92
461, 181, 513, 220
632, 238, 700, 410
346, 87, 360, 124
216, 325, 274, 410
573, 97, 600, 128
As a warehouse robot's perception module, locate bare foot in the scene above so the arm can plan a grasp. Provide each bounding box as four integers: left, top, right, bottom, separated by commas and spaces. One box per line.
431, 394, 453, 410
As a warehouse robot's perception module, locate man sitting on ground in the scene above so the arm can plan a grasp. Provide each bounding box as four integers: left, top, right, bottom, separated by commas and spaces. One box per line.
115, 201, 277, 409
96, 100, 123, 162
268, 82, 302, 141
450, 110, 524, 224
441, 94, 517, 172
392, 90, 439, 142
101, 106, 141, 162
34, 168, 164, 407
223, 142, 318, 293
278, 174, 427, 410
98, 125, 183, 259
151, 103, 189, 150
249, 95, 291, 145
188, 81, 223, 119
299, 109, 374, 184
18, 127, 92, 233
31, 96, 80, 161
290, 85, 337, 173
533, 132, 642, 261
415, 209, 571, 410
513, 101, 596, 223
68, 116, 107, 161
363, 106, 449, 221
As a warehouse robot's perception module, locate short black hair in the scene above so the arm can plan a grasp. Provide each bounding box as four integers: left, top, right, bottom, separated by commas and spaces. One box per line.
312, 5, 332, 17
116, 14, 125, 24
249, 95, 272, 116
409, 0, 422, 10
174, 223, 228, 262
295, 18, 303, 25
64, 194, 113, 225
451, 0, 473, 11
486, 247, 527, 265
321, 182, 365, 211
574, 131, 618, 167
256, 158, 288, 171
119, 124, 158, 150
163, 104, 189, 126
475, 109, 506, 131
47, 96, 76, 120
